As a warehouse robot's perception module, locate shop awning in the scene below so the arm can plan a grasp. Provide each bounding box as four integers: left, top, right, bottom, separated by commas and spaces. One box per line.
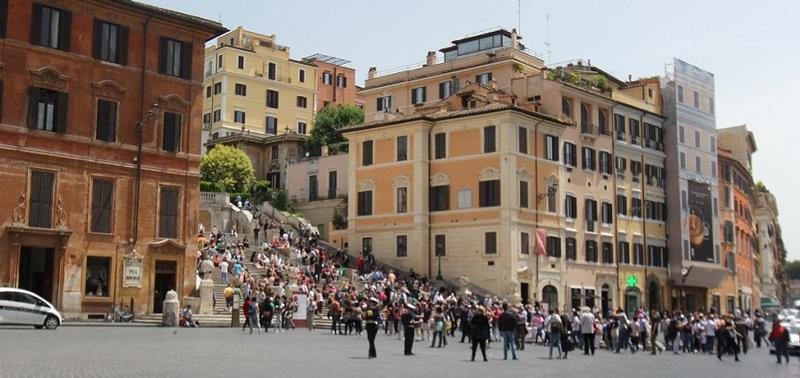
676, 264, 727, 288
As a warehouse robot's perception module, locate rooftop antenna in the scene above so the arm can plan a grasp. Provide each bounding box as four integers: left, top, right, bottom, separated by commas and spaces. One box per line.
517, 0, 521, 35
544, 14, 552, 65
218, 13, 222, 24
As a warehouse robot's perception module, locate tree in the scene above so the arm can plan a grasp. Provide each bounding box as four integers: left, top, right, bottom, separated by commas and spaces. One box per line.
306, 104, 364, 154
787, 260, 800, 280
200, 145, 255, 194
271, 190, 289, 211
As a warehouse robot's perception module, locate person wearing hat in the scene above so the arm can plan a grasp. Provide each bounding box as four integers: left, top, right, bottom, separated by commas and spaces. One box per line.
365, 297, 381, 359
402, 302, 419, 355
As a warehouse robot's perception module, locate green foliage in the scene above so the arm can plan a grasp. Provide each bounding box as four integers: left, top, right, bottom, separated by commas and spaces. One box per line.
567, 71, 582, 86
200, 181, 224, 193
754, 181, 768, 192
200, 145, 255, 194
249, 180, 272, 205
271, 190, 289, 211
306, 104, 364, 154
513, 62, 524, 73
332, 210, 347, 230
787, 260, 800, 280
592, 75, 610, 91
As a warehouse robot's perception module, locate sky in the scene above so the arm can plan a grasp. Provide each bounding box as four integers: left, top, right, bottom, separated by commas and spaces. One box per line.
146, 0, 800, 260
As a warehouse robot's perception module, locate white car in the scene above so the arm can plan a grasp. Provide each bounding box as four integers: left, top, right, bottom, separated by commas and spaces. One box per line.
770, 321, 800, 355
0, 288, 62, 329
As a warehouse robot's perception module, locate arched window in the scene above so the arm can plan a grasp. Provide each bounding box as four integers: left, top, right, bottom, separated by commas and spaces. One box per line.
580, 103, 590, 130
542, 285, 558, 312
561, 97, 571, 117
598, 110, 607, 134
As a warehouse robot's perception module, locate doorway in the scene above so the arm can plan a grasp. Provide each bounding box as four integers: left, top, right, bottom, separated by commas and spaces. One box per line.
601, 284, 610, 317
152, 260, 177, 313
18, 247, 55, 302
625, 288, 640, 316
520, 283, 529, 305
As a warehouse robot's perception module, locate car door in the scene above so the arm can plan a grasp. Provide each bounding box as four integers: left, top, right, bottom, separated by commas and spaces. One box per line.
0, 292, 20, 324
13, 293, 45, 325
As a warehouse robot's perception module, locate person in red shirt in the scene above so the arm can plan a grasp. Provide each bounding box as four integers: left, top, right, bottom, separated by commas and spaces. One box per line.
769, 319, 790, 364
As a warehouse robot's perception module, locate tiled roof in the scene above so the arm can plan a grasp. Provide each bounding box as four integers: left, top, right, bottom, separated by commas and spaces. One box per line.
115, 0, 227, 36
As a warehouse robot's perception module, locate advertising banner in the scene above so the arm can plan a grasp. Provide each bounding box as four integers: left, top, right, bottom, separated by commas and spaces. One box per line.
687, 181, 714, 262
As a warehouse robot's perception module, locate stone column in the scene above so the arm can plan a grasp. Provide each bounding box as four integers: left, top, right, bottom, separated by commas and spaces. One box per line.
162, 290, 180, 327
198, 278, 215, 315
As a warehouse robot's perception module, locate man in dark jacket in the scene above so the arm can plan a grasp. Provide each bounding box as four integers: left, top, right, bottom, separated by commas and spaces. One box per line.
498, 303, 518, 360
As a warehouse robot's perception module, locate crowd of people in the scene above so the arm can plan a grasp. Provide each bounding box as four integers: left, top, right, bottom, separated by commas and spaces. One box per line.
192, 208, 796, 365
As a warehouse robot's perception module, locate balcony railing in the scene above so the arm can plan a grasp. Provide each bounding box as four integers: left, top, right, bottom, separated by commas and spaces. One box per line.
581, 123, 596, 136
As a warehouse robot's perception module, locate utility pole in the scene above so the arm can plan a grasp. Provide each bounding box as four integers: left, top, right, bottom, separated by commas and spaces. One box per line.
544, 14, 552, 65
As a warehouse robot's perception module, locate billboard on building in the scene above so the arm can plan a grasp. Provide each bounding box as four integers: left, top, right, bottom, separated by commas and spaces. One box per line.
688, 180, 714, 262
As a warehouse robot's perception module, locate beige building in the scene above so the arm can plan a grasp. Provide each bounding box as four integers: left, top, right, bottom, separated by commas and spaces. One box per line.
202, 27, 317, 152
285, 152, 349, 240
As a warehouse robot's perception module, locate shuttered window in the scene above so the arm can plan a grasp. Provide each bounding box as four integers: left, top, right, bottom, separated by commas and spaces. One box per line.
95, 99, 117, 142
29, 171, 54, 228
91, 179, 113, 233
162, 112, 181, 152
158, 188, 179, 239
92, 19, 128, 64
31, 3, 71, 51
0, 0, 8, 38
158, 37, 192, 79
28, 87, 68, 133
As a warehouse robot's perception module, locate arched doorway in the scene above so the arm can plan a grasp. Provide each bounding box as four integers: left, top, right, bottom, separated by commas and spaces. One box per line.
601, 284, 611, 317
542, 285, 558, 312
648, 280, 661, 311
624, 287, 641, 316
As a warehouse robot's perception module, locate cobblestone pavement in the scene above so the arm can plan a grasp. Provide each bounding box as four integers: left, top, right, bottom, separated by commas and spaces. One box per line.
0, 326, 798, 378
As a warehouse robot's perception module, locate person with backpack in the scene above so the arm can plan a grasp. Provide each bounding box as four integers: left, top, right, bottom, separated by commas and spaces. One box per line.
498, 303, 517, 360
247, 297, 261, 335
546, 309, 563, 359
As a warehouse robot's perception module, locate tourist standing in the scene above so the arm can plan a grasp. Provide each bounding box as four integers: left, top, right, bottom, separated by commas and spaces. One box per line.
402, 303, 418, 356
768, 318, 790, 364
498, 303, 517, 360
546, 309, 563, 359
581, 307, 596, 355
470, 306, 490, 362
365, 298, 381, 359
247, 297, 261, 335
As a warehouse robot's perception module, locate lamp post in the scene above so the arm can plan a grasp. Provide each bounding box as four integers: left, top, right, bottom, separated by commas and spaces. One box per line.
436, 252, 443, 281
131, 103, 161, 246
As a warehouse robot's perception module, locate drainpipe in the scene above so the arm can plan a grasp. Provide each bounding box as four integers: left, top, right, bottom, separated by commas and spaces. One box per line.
133, 14, 154, 247
533, 119, 543, 304
427, 122, 433, 280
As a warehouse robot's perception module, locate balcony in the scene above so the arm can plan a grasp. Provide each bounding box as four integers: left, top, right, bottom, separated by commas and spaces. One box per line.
616, 132, 627, 142
581, 123, 597, 141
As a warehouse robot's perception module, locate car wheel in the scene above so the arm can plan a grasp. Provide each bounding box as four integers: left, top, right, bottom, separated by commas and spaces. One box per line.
44, 315, 59, 330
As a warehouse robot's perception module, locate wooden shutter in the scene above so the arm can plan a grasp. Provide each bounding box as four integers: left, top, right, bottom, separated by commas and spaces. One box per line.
158, 37, 168, 74
30, 3, 42, 45
58, 9, 71, 51
376, 97, 382, 111
173, 114, 182, 152
55, 91, 68, 133
92, 19, 103, 59
0, 0, 7, 38
159, 189, 178, 238
107, 101, 117, 141
30, 172, 54, 228
27, 87, 39, 129
180, 41, 192, 79
0, 81, 3, 121
118, 25, 129, 65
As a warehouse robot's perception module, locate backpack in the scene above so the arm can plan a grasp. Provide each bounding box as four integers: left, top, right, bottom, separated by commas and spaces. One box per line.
551, 319, 563, 333
248, 301, 257, 315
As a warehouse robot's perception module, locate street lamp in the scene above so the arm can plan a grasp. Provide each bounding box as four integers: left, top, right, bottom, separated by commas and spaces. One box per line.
435, 238, 444, 281
131, 103, 161, 246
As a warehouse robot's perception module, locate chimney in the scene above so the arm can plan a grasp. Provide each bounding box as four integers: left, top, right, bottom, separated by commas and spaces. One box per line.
511, 28, 519, 49
425, 51, 436, 66
368, 66, 377, 80
628, 74, 632, 81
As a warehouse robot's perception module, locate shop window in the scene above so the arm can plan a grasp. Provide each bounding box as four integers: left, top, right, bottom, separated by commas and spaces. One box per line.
85, 256, 110, 297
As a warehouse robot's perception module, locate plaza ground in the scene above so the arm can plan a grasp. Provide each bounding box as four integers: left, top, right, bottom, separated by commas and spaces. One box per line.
0, 326, 797, 378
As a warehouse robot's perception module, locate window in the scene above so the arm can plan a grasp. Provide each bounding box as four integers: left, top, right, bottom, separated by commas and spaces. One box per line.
213, 110, 221, 122
518, 127, 528, 154
547, 236, 562, 258
362, 237, 373, 255
411, 87, 426, 104
582, 147, 596, 171
162, 112, 182, 152
475, 72, 492, 86
299, 69, 305, 83
214, 82, 222, 95
376, 96, 392, 111
29, 171, 54, 228
677, 85, 684, 103
267, 62, 276, 80
519, 181, 529, 209
545, 135, 559, 161
681, 190, 688, 211
28, 87, 68, 133
439, 81, 453, 99
308, 175, 318, 201
585, 240, 598, 263
479, 180, 500, 207
631, 161, 641, 182
680, 152, 686, 169
563, 142, 577, 167
711, 161, 717, 178
357, 191, 373, 216
92, 20, 128, 64
693, 90, 699, 108
396, 135, 408, 161
631, 198, 642, 218
95, 99, 117, 142
262, 117, 277, 135
598, 110, 608, 135
520, 232, 530, 255
336, 75, 347, 88
618, 241, 630, 264
599, 151, 612, 175
585, 199, 597, 232
32, 4, 71, 51
396, 236, 408, 257
617, 195, 627, 215
296, 96, 307, 108
158, 37, 191, 79
434, 133, 446, 159
237, 56, 244, 69
158, 187, 179, 238
217, 54, 223, 68
562, 97, 572, 117
205, 86, 211, 98
91, 179, 113, 233
547, 184, 557, 213
328, 171, 337, 199
435, 235, 446, 256
234, 110, 246, 124
322, 72, 332, 85
629, 119, 640, 144
679, 126, 685, 144
396, 187, 408, 213
601, 202, 613, 224
485, 232, 497, 254
429, 185, 449, 211
615, 114, 626, 140
709, 97, 714, 114
565, 195, 577, 219
84, 256, 110, 297
710, 136, 716, 153
602, 242, 613, 264
580, 104, 590, 131
484, 126, 496, 153
0, 0, 7, 38
362, 140, 373, 166
634, 243, 644, 266
694, 130, 700, 148
616, 157, 627, 177
266, 90, 279, 108
566, 237, 576, 260
270, 146, 279, 160
297, 121, 307, 135
696, 156, 702, 174
235, 84, 246, 96
203, 113, 211, 125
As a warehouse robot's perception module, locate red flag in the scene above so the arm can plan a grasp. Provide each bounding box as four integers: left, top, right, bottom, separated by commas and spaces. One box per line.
534, 228, 547, 256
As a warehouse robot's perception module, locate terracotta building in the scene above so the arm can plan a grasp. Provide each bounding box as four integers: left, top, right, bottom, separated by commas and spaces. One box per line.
303, 53, 364, 111
0, 0, 225, 320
